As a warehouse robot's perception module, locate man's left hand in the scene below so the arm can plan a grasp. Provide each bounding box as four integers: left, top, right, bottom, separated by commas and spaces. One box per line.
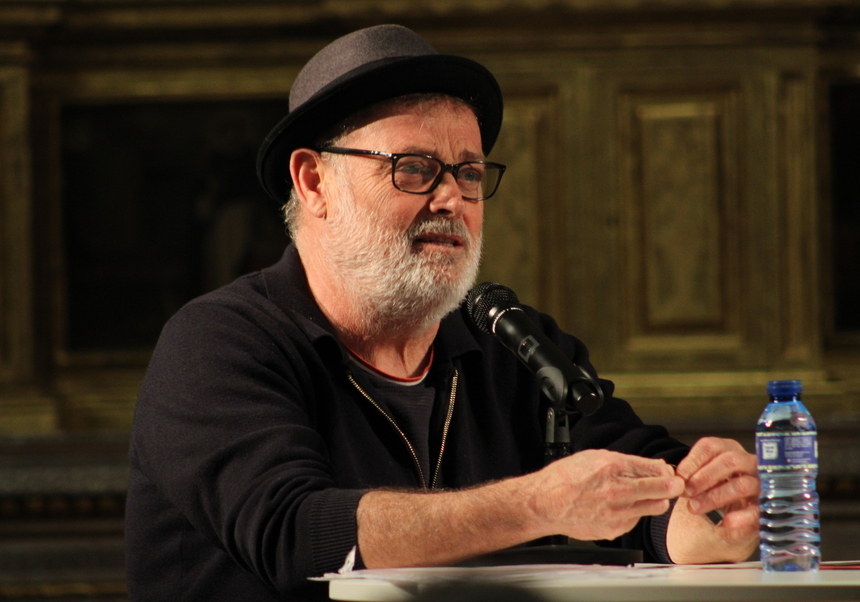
669, 437, 760, 563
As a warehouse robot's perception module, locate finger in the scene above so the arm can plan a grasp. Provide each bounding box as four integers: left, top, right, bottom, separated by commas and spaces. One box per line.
677, 438, 754, 495
676, 437, 744, 482
717, 501, 760, 544
615, 455, 677, 480
684, 451, 757, 498
610, 475, 685, 507
591, 497, 676, 541
674, 439, 715, 480
628, 496, 674, 518
688, 473, 759, 515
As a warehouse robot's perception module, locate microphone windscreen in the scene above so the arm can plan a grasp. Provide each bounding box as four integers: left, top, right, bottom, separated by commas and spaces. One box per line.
465, 282, 520, 334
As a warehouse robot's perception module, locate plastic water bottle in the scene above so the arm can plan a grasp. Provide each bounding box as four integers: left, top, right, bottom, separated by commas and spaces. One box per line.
756, 380, 820, 572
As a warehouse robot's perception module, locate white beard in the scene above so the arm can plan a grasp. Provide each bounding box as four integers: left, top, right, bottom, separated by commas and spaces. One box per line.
320, 188, 482, 338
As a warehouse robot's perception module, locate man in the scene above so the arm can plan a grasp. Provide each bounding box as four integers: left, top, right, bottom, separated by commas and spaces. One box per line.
126, 24, 759, 601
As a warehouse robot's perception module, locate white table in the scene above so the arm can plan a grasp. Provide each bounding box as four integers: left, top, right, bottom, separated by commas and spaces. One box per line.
322, 563, 860, 601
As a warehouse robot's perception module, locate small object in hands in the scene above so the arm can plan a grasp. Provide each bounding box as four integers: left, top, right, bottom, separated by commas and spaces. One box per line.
706, 508, 724, 526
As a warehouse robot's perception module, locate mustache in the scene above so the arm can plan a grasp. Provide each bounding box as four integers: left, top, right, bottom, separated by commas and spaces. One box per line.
407, 216, 471, 244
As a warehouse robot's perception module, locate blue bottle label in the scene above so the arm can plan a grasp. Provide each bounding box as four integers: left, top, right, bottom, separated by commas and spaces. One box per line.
756, 431, 818, 470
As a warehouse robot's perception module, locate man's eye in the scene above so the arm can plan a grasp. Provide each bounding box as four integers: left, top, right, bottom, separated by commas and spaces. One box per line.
397, 159, 436, 179
459, 165, 484, 183
399, 163, 424, 175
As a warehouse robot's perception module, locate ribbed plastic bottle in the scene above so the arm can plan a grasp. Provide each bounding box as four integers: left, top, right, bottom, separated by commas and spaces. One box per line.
756, 380, 820, 572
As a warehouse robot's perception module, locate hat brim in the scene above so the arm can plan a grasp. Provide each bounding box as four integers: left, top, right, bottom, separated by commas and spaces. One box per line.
256, 54, 503, 203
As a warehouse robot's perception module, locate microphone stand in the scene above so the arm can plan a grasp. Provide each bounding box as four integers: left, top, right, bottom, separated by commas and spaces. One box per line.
534, 366, 642, 562
541, 367, 598, 545
544, 407, 572, 464
538, 361, 604, 465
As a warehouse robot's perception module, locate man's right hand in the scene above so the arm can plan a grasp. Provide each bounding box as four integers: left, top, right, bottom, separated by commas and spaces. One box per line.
528, 450, 685, 541
357, 449, 685, 568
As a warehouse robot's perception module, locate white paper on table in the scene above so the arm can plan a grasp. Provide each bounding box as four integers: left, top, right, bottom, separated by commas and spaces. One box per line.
312, 563, 671, 586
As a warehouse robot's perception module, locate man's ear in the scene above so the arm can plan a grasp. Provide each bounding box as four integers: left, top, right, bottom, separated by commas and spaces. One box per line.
290, 149, 327, 219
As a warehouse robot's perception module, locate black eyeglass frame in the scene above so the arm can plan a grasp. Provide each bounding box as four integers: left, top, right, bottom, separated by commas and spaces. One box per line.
317, 146, 506, 201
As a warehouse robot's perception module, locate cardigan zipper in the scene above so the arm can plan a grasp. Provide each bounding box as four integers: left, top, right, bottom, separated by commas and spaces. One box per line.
346, 369, 458, 491
430, 369, 457, 490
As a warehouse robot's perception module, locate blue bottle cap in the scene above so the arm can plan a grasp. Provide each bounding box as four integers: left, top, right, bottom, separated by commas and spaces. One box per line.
767, 380, 802, 396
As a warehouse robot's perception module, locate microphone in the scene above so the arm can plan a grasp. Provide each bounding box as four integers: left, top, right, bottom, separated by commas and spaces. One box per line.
465, 282, 603, 416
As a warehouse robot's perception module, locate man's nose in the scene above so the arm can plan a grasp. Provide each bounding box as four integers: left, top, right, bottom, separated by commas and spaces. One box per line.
428, 172, 466, 216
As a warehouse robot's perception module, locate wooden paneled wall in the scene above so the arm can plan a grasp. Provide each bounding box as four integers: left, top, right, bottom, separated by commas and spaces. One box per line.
476, 44, 826, 422
0, 0, 854, 432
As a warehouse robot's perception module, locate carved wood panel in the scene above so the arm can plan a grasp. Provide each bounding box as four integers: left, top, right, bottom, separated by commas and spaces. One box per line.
560, 49, 820, 381
620, 88, 742, 346
478, 49, 812, 379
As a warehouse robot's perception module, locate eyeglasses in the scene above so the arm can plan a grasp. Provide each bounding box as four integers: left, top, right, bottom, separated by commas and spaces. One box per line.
317, 147, 506, 201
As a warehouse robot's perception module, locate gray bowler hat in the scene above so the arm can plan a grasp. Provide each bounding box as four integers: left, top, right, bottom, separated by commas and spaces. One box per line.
256, 24, 504, 203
